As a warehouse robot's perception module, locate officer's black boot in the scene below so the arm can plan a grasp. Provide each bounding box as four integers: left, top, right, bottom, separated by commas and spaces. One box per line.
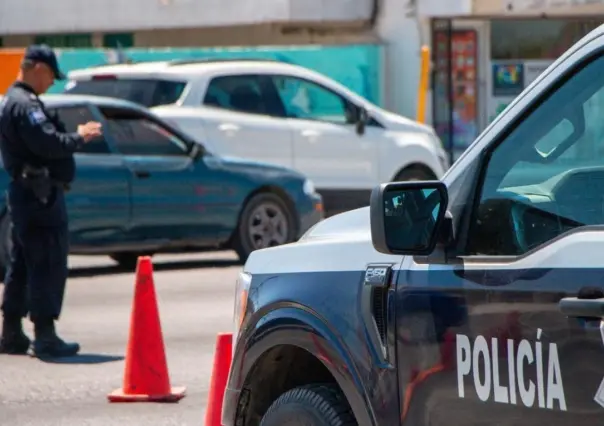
0, 315, 31, 355
32, 318, 80, 358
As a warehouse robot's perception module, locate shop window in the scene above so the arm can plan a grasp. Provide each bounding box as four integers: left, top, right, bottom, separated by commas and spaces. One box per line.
491, 19, 603, 60
103, 33, 134, 48
34, 34, 92, 48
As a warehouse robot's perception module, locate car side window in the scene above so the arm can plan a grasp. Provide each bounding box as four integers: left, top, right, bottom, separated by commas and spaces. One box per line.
50, 105, 110, 154
466, 53, 604, 257
271, 76, 355, 125
99, 108, 189, 156
203, 74, 284, 117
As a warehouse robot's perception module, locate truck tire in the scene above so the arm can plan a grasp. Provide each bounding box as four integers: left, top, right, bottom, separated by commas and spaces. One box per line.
260, 384, 357, 426
232, 192, 295, 264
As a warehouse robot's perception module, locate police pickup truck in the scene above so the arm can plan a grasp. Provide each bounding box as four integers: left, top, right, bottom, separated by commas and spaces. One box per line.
222, 24, 604, 426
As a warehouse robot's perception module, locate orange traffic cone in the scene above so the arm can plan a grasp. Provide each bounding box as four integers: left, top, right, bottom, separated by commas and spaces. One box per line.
204, 332, 233, 426
108, 256, 186, 403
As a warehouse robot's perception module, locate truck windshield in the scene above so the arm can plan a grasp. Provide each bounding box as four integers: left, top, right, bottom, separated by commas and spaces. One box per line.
63, 78, 187, 108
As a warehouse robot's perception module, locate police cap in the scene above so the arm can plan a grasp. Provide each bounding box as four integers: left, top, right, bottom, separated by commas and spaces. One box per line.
23, 44, 66, 81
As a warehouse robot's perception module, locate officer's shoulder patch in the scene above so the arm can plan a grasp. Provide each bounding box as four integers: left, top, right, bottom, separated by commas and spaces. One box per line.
27, 108, 47, 125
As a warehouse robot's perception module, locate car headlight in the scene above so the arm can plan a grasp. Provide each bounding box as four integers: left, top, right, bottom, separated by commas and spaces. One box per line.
233, 271, 252, 356
303, 179, 316, 195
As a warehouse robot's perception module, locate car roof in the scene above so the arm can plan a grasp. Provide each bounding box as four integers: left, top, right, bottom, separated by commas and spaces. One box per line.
39, 93, 148, 112
67, 59, 324, 79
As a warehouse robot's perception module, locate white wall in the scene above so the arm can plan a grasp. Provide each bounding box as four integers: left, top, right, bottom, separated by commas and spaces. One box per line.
374, 0, 472, 120
0, 0, 375, 34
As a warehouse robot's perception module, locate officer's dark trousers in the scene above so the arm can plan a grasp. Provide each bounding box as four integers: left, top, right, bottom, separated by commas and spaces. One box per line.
1, 181, 68, 322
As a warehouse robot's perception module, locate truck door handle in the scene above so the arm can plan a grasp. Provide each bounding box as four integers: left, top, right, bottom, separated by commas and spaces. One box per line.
134, 170, 151, 179
559, 297, 604, 319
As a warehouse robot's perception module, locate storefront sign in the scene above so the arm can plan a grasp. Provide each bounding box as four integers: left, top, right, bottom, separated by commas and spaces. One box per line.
432, 28, 479, 154
488, 59, 553, 123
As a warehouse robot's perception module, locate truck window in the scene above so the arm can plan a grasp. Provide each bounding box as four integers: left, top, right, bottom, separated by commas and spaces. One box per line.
64, 78, 187, 108
466, 53, 604, 256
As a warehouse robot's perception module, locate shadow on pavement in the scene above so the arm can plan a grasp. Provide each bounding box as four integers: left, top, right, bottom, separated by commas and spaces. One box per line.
36, 353, 125, 364
68, 258, 242, 278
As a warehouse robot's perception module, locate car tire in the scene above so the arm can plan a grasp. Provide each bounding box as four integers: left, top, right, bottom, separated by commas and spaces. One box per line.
0, 212, 11, 281
110, 252, 154, 270
232, 192, 296, 264
260, 384, 357, 426
395, 165, 436, 182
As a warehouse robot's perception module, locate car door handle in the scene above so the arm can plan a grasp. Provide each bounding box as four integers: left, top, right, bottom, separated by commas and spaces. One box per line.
301, 129, 320, 138
559, 297, 604, 319
219, 123, 240, 132
134, 170, 151, 179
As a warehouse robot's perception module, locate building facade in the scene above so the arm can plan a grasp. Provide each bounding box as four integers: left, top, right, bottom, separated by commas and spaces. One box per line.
0, 0, 377, 47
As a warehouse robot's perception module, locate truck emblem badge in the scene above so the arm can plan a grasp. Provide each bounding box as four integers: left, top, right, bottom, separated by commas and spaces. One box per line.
364, 265, 391, 287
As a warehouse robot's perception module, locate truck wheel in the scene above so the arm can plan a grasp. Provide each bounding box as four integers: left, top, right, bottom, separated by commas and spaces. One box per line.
232, 192, 295, 264
260, 384, 357, 426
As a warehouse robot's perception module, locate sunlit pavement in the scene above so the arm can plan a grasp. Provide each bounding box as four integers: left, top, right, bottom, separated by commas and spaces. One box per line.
0, 252, 241, 426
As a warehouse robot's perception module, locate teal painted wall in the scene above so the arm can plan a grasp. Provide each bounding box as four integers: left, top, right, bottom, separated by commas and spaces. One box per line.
51, 45, 384, 106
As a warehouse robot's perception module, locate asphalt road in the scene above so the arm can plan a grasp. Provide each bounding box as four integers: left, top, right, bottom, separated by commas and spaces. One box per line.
0, 251, 241, 426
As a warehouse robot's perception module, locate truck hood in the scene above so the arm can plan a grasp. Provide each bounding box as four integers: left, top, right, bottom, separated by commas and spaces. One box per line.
243, 205, 403, 275
299, 206, 371, 242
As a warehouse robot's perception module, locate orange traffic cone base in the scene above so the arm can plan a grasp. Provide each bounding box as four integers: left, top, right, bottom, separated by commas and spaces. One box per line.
108, 386, 186, 403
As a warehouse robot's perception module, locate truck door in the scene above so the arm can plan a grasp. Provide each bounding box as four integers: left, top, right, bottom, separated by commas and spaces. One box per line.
395, 43, 604, 425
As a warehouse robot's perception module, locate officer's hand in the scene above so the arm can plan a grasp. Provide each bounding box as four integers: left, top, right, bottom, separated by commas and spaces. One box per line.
77, 122, 103, 143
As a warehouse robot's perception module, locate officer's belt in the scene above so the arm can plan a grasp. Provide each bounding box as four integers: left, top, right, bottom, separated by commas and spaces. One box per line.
11, 165, 70, 191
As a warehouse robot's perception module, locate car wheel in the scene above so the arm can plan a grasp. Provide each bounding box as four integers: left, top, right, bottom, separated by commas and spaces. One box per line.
395, 165, 436, 182
232, 192, 295, 263
110, 252, 154, 270
260, 384, 357, 426
0, 213, 11, 280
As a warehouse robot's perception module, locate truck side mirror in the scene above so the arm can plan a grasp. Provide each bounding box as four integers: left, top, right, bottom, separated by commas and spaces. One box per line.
370, 180, 449, 256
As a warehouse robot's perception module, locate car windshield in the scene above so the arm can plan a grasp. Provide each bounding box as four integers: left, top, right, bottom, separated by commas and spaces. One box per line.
63, 78, 187, 107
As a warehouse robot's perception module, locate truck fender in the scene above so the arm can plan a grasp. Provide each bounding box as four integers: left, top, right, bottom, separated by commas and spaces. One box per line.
230, 305, 377, 426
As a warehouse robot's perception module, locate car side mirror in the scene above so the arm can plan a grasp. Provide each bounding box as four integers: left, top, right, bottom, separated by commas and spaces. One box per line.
370, 180, 449, 256
356, 107, 368, 136
189, 143, 204, 160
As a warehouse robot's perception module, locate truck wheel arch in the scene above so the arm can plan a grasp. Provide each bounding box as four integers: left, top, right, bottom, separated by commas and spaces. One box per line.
232, 313, 375, 426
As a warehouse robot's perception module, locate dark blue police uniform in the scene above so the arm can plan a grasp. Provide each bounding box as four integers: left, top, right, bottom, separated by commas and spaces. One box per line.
0, 45, 81, 357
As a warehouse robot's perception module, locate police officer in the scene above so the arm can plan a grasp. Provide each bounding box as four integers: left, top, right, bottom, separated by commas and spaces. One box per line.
0, 45, 102, 358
